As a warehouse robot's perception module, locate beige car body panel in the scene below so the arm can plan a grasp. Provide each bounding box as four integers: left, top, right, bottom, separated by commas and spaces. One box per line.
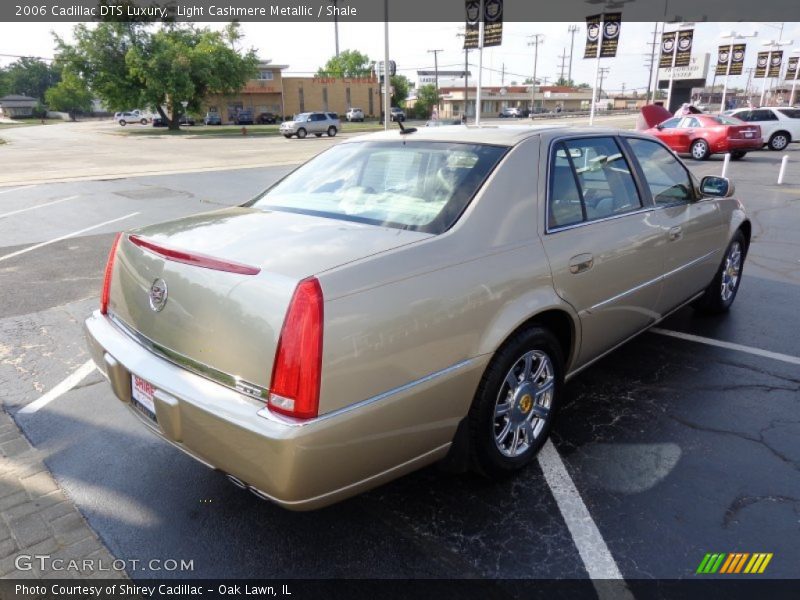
85, 125, 749, 509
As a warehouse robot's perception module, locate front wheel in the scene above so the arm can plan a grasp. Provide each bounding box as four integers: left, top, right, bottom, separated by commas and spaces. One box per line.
118, 120, 127, 126
327, 126, 337, 137
296, 128, 307, 139
690, 139, 710, 160
468, 327, 563, 478
693, 230, 746, 314
140, 118, 147, 125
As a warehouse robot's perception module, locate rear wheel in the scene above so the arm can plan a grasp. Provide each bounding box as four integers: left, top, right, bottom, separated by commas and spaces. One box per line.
327, 126, 337, 137
690, 139, 710, 160
730, 150, 747, 160
768, 131, 790, 151
468, 326, 563, 478
693, 230, 746, 314
296, 128, 307, 139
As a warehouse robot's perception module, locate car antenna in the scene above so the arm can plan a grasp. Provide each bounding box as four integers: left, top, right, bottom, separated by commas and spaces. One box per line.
398, 120, 417, 135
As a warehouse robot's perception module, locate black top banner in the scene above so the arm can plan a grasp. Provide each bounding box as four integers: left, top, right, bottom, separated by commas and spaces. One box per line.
787, 56, 800, 81
755, 50, 783, 78
730, 43, 746, 75
659, 32, 677, 68
1, 0, 798, 22
464, 0, 479, 49
716, 45, 731, 76
674, 29, 693, 67
482, 0, 503, 47
584, 14, 601, 59
599, 12, 621, 58
769, 51, 783, 78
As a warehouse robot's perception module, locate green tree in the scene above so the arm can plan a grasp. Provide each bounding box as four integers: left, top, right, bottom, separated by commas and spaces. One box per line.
45, 71, 92, 120
4, 58, 60, 101
0, 68, 9, 97
57, 23, 258, 130
390, 74, 410, 107
316, 50, 373, 78
413, 84, 439, 119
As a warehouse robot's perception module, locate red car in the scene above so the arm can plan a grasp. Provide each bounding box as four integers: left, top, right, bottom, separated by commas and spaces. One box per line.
638, 105, 762, 161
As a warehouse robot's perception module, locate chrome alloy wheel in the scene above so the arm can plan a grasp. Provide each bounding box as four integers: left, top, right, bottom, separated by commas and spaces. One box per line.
493, 350, 554, 458
721, 241, 742, 303
691, 140, 708, 160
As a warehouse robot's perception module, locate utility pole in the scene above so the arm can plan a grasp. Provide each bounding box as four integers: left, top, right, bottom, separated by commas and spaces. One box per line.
744, 66, 755, 104
528, 34, 544, 112
328, 0, 340, 56
567, 25, 579, 84
558, 48, 569, 84
501, 63, 505, 86
645, 23, 660, 103
598, 67, 610, 101
428, 49, 444, 111
456, 30, 470, 121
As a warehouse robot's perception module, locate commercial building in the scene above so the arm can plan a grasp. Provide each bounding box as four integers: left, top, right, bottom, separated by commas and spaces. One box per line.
0, 95, 37, 118
431, 85, 594, 119
203, 59, 383, 123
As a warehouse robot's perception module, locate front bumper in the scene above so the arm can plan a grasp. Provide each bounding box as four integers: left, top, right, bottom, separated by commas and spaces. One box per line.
84, 311, 477, 510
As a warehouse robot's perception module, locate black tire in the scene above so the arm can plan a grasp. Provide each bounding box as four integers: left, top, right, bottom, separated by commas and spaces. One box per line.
297, 128, 307, 139
468, 326, 564, 478
690, 139, 710, 161
693, 230, 747, 314
119, 120, 126, 126
730, 150, 747, 160
768, 131, 790, 151
327, 126, 337, 137
140, 118, 147, 125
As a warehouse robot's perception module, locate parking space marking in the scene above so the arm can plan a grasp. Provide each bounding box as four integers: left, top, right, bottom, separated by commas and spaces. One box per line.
651, 328, 800, 366
0, 185, 37, 195
0, 195, 78, 220
0, 212, 139, 263
538, 440, 633, 598
18, 360, 96, 415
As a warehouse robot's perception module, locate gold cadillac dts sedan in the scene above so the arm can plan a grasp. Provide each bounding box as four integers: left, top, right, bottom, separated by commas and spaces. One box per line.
85, 126, 750, 510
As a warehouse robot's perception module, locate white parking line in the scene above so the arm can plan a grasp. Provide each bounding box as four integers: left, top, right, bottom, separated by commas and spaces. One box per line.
19, 360, 96, 415
0, 185, 37, 195
651, 328, 800, 366
0, 195, 78, 220
538, 440, 633, 599
0, 212, 139, 263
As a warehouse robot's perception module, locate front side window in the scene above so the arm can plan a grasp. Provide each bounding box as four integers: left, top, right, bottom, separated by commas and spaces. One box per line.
547, 137, 642, 230
626, 137, 694, 206
659, 117, 682, 129
247, 141, 507, 233
681, 117, 701, 128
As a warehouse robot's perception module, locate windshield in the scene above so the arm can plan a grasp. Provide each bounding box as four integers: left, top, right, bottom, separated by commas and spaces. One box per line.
246, 141, 507, 233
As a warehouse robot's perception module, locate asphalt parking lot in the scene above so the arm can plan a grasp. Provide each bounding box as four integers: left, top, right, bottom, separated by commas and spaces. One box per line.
0, 129, 798, 587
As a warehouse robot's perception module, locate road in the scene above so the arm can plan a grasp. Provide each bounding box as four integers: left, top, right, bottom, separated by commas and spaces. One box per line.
0, 127, 798, 584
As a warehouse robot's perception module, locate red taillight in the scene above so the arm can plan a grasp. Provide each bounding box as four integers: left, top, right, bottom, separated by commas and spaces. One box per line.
100, 232, 123, 315
268, 278, 324, 419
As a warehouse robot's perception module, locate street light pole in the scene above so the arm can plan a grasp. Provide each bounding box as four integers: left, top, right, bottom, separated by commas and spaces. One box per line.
589, 13, 604, 126
475, 0, 485, 125
528, 34, 543, 112
383, 0, 390, 130
790, 49, 800, 106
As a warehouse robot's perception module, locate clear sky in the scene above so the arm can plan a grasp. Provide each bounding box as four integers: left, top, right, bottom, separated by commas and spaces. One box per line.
2, 20, 799, 94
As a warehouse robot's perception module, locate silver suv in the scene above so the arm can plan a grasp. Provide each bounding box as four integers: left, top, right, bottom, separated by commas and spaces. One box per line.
280, 112, 340, 139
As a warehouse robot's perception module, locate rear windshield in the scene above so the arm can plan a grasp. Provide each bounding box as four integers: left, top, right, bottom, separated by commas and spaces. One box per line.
246, 141, 507, 233
711, 116, 745, 125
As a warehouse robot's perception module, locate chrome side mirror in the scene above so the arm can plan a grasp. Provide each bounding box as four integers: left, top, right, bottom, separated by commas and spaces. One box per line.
700, 176, 735, 198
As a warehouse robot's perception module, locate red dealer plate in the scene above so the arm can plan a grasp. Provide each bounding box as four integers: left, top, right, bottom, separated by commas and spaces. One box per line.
131, 374, 158, 423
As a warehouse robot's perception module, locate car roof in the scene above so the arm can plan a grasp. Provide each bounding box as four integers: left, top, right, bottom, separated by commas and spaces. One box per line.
342, 125, 632, 147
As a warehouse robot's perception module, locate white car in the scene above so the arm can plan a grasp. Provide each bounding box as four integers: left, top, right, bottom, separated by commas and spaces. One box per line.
115, 111, 148, 126
727, 107, 800, 151
346, 107, 364, 122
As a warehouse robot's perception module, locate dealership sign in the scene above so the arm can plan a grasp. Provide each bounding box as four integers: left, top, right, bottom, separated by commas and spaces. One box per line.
755, 51, 783, 78
584, 12, 621, 59
716, 43, 746, 76
658, 53, 710, 82
463, 0, 502, 49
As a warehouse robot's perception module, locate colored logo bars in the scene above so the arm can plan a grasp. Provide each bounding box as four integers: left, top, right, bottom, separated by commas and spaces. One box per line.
756, 51, 783, 78
463, 0, 502, 49
696, 552, 773, 574
716, 43, 747, 76
584, 12, 621, 59
660, 29, 694, 68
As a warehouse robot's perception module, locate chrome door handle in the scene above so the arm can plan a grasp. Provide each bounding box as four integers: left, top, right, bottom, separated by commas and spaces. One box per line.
668, 226, 683, 241
569, 253, 594, 274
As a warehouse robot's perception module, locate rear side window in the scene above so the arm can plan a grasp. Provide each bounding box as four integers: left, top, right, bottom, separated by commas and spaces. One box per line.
777, 108, 800, 118
547, 137, 642, 230
746, 109, 779, 121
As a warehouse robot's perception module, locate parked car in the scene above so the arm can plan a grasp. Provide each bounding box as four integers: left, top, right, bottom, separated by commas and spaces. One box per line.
726, 107, 800, 151
116, 111, 148, 126
279, 112, 340, 138
235, 110, 254, 125
86, 126, 750, 510
151, 116, 194, 127
425, 119, 463, 126
179, 115, 195, 126
346, 107, 365, 122
204, 112, 222, 126
638, 104, 762, 160
258, 112, 278, 124
390, 107, 406, 122
151, 117, 166, 127
499, 107, 523, 118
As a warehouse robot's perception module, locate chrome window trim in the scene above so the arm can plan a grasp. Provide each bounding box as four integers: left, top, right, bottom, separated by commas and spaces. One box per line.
258, 357, 482, 428
108, 312, 269, 403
